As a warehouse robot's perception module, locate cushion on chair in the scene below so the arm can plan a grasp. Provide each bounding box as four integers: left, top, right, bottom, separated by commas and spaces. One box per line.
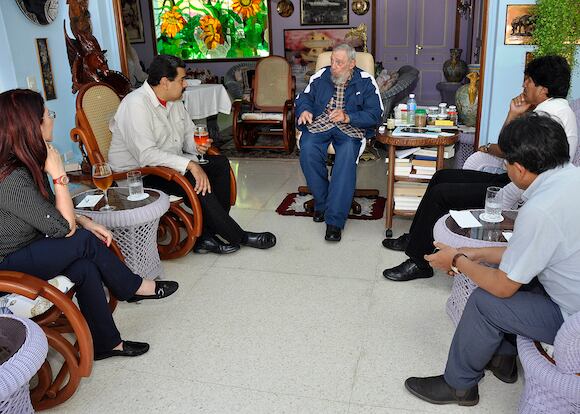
0, 276, 74, 319
240, 113, 284, 121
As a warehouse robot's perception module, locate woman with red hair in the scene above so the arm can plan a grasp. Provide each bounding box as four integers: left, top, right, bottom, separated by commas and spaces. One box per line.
0, 89, 178, 360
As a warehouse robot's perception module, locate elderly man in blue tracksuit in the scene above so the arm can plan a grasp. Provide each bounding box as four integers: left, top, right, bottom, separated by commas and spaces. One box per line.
296, 44, 383, 242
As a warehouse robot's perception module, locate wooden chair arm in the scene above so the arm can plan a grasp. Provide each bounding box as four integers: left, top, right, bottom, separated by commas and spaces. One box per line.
0, 271, 93, 376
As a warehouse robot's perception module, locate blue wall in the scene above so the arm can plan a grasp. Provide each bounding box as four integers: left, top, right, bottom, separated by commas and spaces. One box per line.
479, 0, 580, 144
0, 1, 121, 161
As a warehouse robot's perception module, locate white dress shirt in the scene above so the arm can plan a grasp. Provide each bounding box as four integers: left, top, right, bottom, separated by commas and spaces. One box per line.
108, 81, 198, 174
534, 98, 578, 159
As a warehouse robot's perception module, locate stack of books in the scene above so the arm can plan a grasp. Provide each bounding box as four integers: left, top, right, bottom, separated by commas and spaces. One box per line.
413, 144, 456, 160
409, 159, 436, 179
393, 182, 428, 211
386, 157, 413, 176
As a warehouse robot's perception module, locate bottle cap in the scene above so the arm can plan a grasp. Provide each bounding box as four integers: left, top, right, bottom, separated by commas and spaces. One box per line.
409, 94, 415, 98
415, 109, 427, 114
439, 102, 447, 107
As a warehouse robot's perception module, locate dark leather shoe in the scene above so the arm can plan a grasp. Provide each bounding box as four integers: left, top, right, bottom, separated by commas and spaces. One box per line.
127, 280, 179, 303
382, 233, 410, 251
405, 375, 479, 406
194, 235, 240, 254
325, 225, 341, 242
313, 211, 325, 223
486, 355, 518, 384
94, 340, 150, 361
383, 259, 433, 281
242, 232, 276, 249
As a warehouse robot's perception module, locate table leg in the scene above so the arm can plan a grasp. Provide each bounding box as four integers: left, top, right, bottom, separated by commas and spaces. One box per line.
436, 145, 445, 170
385, 144, 396, 237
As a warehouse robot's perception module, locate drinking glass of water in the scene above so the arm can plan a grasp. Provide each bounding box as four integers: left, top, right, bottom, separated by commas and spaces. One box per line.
480, 186, 503, 223
126, 170, 148, 201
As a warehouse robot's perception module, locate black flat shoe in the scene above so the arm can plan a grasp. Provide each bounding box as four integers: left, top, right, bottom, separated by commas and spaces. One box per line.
194, 235, 240, 254
486, 354, 518, 384
325, 225, 341, 242
405, 375, 479, 406
382, 233, 411, 251
127, 280, 179, 303
383, 258, 433, 281
94, 340, 150, 361
242, 232, 276, 249
313, 211, 325, 223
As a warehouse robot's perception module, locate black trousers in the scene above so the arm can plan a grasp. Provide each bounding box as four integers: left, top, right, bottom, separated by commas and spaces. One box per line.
143, 154, 244, 244
405, 169, 511, 263
0, 229, 142, 354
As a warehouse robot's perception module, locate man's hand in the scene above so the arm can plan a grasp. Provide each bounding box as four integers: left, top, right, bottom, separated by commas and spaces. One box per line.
424, 242, 460, 276
509, 93, 532, 118
188, 162, 211, 195
195, 138, 213, 155
329, 109, 348, 123
297, 110, 313, 125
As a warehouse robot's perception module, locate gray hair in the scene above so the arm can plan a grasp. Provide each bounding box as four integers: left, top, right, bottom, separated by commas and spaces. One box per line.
333, 44, 356, 62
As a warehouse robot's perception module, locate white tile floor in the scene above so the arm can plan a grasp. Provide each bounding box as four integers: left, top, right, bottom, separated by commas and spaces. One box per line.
48, 158, 522, 413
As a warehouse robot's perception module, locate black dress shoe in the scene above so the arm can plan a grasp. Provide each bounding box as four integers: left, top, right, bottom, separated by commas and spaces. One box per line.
405, 375, 479, 406
94, 340, 150, 361
325, 225, 341, 242
382, 233, 411, 251
313, 211, 325, 223
486, 355, 518, 384
193, 235, 240, 254
127, 280, 179, 303
383, 258, 433, 281
242, 232, 276, 249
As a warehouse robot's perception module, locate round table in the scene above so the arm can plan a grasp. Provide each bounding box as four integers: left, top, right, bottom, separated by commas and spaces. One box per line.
433, 209, 517, 326
73, 188, 170, 280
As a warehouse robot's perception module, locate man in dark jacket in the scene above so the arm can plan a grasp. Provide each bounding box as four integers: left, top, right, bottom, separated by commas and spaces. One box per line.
296, 44, 383, 242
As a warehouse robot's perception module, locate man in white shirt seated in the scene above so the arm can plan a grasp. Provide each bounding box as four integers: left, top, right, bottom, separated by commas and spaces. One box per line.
404, 113, 580, 406
108, 55, 276, 254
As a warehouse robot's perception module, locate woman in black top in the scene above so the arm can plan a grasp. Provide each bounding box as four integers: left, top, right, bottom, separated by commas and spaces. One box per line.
0, 89, 178, 360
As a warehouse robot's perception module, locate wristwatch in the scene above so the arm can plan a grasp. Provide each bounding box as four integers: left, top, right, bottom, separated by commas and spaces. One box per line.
52, 174, 70, 186
451, 253, 468, 274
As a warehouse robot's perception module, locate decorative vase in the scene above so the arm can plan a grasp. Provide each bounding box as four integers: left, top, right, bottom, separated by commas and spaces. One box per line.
455, 71, 480, 127
443, 48, 468, 82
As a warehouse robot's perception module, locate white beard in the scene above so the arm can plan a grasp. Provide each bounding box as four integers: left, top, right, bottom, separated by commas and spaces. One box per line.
331, 72, 350, 85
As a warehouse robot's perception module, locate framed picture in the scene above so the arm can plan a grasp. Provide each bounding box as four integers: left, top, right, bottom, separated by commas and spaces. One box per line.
122, 0, 145, 43
284, 28, 363, 92
35, 38, 56, 101
300, 0, 348, 26
504, 4, 536, 45
150, 0, 272, 61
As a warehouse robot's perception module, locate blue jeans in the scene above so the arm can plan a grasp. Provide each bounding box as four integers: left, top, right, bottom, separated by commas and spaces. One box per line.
299, 127, 362, 228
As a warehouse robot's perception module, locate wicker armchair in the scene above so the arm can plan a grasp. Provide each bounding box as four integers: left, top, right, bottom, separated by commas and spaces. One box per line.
517, 311, 580, 413
70, 82, 236, 259
380, 65, 419, 120
224, 62, 256, 101
0, 242, 123, 410
232, 56, 296, 153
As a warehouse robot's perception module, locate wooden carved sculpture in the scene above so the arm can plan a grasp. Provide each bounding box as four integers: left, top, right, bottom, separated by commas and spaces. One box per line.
64, 0, 131, 97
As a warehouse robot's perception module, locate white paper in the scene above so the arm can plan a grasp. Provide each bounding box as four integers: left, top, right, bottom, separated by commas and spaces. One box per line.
502, 232, 513, 241
76, 194, 103, 208
449, 210, 482, 228
394, 147, 420, 159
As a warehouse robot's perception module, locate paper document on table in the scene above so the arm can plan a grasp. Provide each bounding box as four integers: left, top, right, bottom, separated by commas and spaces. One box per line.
449, 210, 482, 228
393, 147, 420, 159
502, 232, 513, 241
76, 194, 103, 208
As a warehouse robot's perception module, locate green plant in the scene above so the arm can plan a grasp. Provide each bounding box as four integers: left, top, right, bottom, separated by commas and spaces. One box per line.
531, 0, 580, 68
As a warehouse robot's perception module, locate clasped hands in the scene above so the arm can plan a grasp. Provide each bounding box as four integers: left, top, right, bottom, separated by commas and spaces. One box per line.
297, 109, 348, 125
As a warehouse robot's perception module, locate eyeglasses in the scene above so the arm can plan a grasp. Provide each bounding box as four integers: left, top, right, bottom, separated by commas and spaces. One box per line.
47, 110, 56, 120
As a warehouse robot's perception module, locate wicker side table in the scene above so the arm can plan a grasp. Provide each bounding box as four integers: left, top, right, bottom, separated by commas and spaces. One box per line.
73, 188, 170, 280
0, 315, 48, 414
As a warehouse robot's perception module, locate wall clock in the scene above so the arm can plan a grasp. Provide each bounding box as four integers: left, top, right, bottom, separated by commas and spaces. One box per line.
15, 0, 59, 25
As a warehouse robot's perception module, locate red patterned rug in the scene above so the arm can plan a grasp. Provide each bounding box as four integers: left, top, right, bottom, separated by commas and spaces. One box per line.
275, 193, 386, 220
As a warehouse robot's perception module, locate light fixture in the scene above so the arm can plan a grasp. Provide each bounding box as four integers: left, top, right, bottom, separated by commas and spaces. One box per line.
457, 0, 472, 19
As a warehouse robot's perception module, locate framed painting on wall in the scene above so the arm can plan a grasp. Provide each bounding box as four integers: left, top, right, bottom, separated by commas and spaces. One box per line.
35, 38, 57, 101
300, 0, 348, 25
150, 0, 272, 61
504, 4, 536, 45
122, 0, 145, 43
284, 28, 363, 92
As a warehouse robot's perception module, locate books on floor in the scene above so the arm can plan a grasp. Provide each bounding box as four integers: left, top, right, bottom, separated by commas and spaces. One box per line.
394, 182, 428, 197
394, 195, 422, 211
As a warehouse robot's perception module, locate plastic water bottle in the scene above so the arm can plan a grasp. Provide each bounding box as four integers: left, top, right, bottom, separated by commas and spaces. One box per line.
407, 94, 417, 125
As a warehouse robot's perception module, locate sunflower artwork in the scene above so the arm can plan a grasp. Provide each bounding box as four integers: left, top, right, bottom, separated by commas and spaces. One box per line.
152, 0, 271, 61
